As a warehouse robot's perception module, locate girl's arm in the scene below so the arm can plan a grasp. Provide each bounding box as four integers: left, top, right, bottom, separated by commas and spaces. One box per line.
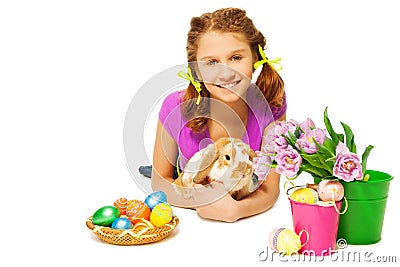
151, 120, 215, 208
196, 113, 286, 222
151, 119, 177, 184
196, 169, 280, 222
151, 119, 187, 206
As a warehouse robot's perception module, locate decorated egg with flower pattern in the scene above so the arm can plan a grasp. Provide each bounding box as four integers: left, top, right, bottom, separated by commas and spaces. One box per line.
269, 228, 302, 255
114, 197, 128, 215
290, 188, 319, 204
317, 180, 344, 202
126, 199, 151, 224
150, 202, 173, 227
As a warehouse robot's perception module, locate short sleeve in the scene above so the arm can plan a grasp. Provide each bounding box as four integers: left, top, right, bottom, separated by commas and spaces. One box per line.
270, 93, 287, 121
158, 91, 184, 141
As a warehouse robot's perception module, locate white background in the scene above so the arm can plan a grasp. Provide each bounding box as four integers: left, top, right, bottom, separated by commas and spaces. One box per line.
1, 0, 399, 266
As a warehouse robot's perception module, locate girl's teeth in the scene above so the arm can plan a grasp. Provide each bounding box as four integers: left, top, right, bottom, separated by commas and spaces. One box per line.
221, 82, 237, 89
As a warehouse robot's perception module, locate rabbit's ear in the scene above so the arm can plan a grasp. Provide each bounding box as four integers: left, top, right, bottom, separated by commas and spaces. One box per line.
214, 137, 231, 151
192, 143, 220, 184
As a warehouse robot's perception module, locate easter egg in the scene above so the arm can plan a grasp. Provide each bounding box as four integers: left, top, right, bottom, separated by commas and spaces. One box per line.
111, 217, 133, 229
144, 191, 167, 210
317, 180, 344, 202
126, 200, 151, 224
114, 197, 128, 215
132, 219, 154, 231
290, 188, 319, 204
150, 202, 173, 227
269, 228, 301, 255
92, 206, 121, 226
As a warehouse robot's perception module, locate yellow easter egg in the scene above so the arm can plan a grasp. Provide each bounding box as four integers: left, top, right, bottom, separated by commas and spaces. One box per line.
290, 188, 319, 204
150, 202, 173, 227
269, 228, 302, 255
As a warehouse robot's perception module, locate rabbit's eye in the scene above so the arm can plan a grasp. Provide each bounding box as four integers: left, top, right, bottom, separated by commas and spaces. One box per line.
225, 155, 231, 161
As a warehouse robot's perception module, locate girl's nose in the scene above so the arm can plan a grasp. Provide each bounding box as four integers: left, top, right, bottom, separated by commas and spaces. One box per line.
216, 64, 236, 82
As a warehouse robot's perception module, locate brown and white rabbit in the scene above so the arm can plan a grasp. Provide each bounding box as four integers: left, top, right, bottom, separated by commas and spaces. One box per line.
173, 137, 259, 201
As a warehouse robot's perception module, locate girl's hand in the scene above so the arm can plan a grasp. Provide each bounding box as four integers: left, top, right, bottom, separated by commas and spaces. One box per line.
195, 182, 239, 223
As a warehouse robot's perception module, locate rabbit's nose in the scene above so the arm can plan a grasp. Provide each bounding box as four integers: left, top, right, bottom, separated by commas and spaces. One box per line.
252, 173, 259, 182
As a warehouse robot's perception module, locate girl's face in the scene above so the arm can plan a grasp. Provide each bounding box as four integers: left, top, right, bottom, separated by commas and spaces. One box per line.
195, 31, 255, 103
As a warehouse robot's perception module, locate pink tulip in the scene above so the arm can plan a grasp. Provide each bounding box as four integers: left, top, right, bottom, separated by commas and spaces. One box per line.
253, 151, 272, 179
286, 119, 299, 134
262, 128, 277, 154
333, 142, 363, 182
274, 135, 288, 152
275, 146, 302, 178
299, 118, 316, 132
296, 128, 327, 154
275, 120, 289, 136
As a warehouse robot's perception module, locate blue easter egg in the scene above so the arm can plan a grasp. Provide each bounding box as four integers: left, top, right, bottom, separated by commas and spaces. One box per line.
144, 191, 167, 210
111, 217, 133, 229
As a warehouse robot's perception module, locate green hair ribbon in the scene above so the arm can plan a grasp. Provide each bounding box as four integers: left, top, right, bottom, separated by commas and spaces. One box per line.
175, 155, 181, 177
253, 44, 282, 71
178, 67, 202, 105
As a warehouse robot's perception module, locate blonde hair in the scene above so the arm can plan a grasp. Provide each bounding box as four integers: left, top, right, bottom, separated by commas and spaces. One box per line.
183, 7, 284, 132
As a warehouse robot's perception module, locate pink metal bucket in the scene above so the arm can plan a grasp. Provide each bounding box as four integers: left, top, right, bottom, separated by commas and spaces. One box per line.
289, 198, 342, 256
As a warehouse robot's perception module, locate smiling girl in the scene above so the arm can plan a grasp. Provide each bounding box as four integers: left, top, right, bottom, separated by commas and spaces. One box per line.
150, 7, 286, 222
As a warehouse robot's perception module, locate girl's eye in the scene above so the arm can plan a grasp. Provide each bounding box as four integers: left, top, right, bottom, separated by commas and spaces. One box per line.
225, 155, 231, 161
232, 55, 242, 61
206, 59, 217, 66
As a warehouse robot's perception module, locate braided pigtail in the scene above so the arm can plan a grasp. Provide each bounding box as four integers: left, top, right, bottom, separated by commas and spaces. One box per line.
256, 62, 285, 107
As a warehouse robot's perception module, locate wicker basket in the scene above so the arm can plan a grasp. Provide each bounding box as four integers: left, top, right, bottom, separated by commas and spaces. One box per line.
86, 215, 179, 245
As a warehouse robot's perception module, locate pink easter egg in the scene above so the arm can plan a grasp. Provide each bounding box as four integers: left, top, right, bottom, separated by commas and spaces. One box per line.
318, 180, 344, 202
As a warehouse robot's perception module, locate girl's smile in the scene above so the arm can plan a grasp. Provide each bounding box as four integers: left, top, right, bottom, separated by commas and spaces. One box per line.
215, 79, 242, 90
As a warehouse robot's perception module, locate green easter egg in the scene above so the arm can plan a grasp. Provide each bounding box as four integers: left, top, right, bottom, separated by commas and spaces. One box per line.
92, 206, 121, 226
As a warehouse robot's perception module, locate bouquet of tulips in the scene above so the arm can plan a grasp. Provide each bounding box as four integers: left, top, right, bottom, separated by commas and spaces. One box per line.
258, 107, 374, 182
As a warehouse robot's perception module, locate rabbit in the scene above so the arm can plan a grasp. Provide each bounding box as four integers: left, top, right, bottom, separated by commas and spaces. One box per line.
173, 137, 259, 201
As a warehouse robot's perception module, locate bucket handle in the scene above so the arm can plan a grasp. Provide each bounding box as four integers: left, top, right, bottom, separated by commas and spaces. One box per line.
298, 229, 310, 247
331, 191, 348, 215
284, 181, 297, 197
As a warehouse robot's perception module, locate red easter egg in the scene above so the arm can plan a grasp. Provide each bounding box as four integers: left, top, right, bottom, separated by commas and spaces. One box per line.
126, 199, 151, 224
114, 197, 128, 215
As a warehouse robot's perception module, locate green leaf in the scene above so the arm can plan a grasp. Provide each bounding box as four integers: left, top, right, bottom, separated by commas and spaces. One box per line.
337, 133, 344, 143
283, 165, 304, 180
361, 145, 374, 175
286, 131, 306, 154
284, 132, 298, 148
323, 137, 336, 152
268, 162, 278, 168
324, 107, 340, 146
325, 156, 336, 162
301, 153, 332, 173
294, 126, 303, 139
340, 122, 357, 153
302, 162, 331, 177
314, 137, 335, 159
318, 153, 335, 170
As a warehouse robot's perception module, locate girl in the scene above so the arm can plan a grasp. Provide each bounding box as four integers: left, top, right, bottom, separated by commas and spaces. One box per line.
150, 7, 286, 222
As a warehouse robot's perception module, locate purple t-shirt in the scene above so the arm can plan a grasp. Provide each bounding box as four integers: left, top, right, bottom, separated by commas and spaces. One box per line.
159, 84, 286, 169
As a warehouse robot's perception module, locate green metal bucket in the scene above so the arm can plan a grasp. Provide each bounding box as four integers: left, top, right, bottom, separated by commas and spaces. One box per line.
314, 170, 393, 245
